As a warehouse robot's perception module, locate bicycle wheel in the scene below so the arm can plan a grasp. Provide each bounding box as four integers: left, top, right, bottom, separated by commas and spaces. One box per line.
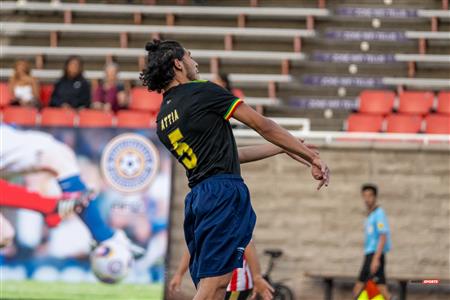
273, 283, 295, 300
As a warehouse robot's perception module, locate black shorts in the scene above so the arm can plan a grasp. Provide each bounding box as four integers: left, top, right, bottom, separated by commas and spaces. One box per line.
224, 290, 252, 300
358, 253, 386, 284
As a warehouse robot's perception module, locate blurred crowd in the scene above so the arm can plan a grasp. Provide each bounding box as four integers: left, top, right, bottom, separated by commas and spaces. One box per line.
7, 57, 131, 112
7, 57, 244, 112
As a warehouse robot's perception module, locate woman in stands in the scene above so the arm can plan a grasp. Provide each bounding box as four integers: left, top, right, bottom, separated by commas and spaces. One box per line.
8, 60, 40, 107
50, 55, 91, 109
91, 62, 129, 112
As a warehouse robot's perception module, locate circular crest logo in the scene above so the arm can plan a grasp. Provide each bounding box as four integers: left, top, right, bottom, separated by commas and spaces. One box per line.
101, 133, 159, 193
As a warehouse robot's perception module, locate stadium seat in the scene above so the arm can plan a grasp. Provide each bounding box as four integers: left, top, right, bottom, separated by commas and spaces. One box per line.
346, 114, 384, 132
2, 106, 38, 126
436, 91, 450, 115
358, 90, 396, 115
385, 114, 423, 133
232, 88, 245, 100
398, 91, 434, 115
78, 109, 114, 127
116, 110, 156, 128
39, 84, 54, 107
40, 107, 76, 127
424, 114, 450, 134
130, 88, 162, 113
0, 82, 12, 107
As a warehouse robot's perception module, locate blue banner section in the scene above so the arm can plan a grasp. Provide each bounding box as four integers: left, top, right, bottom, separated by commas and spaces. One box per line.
336, 7, 417, 18
325, 30, 407, 41
303, 75, 384, 87
313, 52, 396, 64
0, 127, 172, 286
289, 97, 358, 110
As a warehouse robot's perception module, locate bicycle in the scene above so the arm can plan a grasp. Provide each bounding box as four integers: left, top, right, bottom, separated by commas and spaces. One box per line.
262, 249, 295, 300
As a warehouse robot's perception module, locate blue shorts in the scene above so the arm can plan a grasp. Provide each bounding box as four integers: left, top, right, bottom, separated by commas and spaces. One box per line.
184, 174, 256, 287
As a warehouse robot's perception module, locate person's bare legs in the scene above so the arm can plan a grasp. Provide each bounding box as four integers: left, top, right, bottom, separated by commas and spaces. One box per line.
377, 284, 392, 300
193, 273, 232, 300
352, 281, 365, 300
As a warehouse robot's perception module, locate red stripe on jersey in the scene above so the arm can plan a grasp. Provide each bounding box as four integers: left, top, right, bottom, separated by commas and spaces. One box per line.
230, 269, 238, 291
244, 260, 250, 290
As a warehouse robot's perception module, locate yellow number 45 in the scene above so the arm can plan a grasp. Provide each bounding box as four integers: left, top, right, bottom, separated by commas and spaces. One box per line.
168, 128, 198, 169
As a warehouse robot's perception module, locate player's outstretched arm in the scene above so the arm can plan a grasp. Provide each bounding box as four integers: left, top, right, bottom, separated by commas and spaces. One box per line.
233, 103, 330, 189
169, 248, 190, 296
238, 144, 282, 164
238, 142, 316, 167
245, 241, 274, 300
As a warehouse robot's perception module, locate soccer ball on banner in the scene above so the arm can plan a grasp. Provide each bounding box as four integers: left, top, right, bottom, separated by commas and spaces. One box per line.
90, 240, 133, 284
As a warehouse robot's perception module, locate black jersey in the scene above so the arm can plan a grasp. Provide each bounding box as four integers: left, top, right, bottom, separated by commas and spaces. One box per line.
156, 80, 243, 188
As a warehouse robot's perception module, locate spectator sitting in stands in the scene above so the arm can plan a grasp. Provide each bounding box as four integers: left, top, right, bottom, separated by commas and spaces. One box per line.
8, 60, 40, 107
91, 63, 129, 112
213, 72, 245, 99
50, 56, 91, 109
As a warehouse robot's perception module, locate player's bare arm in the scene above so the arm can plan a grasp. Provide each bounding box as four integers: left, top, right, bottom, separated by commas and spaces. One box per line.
371, 234, 386, 275
245, 241, 274, 300
233, 103, 330, 189
238, 142, 317, 167
169, 248, 190, 295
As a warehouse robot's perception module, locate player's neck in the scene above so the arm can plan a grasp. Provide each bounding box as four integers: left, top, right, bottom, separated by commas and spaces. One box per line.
164, 76, 190, 93
367, 204, 378, 214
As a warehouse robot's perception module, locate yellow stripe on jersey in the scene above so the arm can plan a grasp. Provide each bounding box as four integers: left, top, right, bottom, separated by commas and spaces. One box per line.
224, 98, 243, 121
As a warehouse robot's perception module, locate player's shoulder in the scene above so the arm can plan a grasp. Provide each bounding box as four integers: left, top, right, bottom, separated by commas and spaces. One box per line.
375, 206, 387, 216
188, 80, 223, 91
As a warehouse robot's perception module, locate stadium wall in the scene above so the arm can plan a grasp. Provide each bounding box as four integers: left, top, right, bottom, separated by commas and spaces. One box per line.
168, 143, 450, 300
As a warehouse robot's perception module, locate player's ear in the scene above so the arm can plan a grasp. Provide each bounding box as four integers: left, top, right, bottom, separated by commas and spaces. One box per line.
173, 59, 183, 71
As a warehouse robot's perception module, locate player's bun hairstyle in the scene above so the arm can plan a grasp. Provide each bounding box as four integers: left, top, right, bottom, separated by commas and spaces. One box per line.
361, 183, 378, 196
140, 40, 185, 93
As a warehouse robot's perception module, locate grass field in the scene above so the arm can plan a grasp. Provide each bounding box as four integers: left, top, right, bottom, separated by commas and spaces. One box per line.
0, 281, 163, 300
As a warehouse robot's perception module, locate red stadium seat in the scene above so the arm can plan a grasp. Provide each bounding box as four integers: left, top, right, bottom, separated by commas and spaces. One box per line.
346, 113, 384, 132
398, 91, 434, 115
41, 107, 76, 127
78, 109, 114, 127
232, 88, 245, 100
116, 110, 156, 128
2, 106, 38, 126
437, 91, 450, 115
385, 114, 423, 133
130, 87, 163, 113
425, 114, 450, 134
359, 90, 395, 115
39, 84, 54, 107
0, 82, 12, 107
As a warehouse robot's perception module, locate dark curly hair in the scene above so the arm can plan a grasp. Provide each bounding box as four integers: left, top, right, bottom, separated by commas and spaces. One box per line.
361, 183, 378, 197
139, 40, 185, 93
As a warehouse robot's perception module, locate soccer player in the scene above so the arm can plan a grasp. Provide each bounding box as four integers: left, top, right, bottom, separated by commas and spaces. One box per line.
353, 184, 393, 300
0, 124, 143, 254
140, 40, 330, 300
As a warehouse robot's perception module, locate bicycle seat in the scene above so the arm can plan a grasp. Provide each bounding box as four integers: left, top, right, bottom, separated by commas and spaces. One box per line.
264, 249, 283, 258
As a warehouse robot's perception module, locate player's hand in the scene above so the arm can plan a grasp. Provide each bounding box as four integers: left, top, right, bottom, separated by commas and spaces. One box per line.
370, 257, 380, 275
250, 275, 274, 300
311, 158, 330, 190
169, 273, 183, 296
